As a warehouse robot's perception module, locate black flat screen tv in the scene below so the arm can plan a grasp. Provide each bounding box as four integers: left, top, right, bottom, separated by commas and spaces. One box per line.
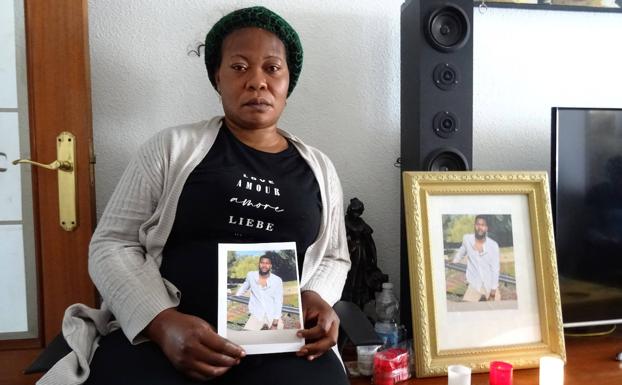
551, 107, 622, 328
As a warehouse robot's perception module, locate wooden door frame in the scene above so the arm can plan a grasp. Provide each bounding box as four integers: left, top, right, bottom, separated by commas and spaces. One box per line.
0, 0, 96, 383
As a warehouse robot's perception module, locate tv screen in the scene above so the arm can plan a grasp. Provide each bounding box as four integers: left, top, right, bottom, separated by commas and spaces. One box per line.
552, 107, 622, 328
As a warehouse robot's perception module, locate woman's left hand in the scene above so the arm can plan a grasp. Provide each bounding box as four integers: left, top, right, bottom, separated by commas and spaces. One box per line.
296, 290, 339, 361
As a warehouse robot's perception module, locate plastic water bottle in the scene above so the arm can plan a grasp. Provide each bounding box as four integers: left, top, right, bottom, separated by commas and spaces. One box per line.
375, 282, 399, 322
374, 282, 399, 347
374, 321, 399, 347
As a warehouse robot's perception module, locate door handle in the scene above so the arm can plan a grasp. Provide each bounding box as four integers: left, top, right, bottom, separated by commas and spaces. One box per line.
13, 158, 73, 171
12, 132, 77, 231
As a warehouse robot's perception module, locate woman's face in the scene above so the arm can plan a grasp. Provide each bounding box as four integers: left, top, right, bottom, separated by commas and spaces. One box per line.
216, 27, 289, 131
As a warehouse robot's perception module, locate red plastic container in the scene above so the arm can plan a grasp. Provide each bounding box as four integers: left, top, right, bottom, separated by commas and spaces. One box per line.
373, 348, 410, 385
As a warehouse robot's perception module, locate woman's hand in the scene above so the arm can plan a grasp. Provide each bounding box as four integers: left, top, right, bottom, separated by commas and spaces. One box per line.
296, 290, 339, 361
145, 308, 245, 381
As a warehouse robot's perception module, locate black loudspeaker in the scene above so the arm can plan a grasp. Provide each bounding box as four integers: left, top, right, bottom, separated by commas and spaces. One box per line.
399, 0, 473, 333
400, 0, 473, 172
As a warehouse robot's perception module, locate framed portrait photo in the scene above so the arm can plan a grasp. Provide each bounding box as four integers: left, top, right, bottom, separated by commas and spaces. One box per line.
402, 171, 566, 377
218, 242, 304, 355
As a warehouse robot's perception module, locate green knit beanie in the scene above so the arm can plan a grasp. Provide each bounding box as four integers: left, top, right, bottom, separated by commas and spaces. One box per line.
204, 6, 303, 97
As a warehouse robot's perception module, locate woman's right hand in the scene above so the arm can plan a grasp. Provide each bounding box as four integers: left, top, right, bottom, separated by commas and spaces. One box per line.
145, 308, 245, 381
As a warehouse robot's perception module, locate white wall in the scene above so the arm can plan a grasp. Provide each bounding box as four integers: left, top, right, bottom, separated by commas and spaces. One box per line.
88, 1, 622, 298
473, 7, 622, 171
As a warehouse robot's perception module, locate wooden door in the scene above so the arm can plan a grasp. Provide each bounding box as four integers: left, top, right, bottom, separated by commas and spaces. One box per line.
0, 0, 96, 384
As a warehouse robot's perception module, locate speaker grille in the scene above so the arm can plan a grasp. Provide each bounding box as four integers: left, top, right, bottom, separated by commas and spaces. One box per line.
426, 6, 470, 52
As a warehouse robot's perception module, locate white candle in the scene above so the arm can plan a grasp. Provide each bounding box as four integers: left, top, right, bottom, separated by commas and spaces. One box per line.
448, 364, 471, 385
539, 356, 564, 385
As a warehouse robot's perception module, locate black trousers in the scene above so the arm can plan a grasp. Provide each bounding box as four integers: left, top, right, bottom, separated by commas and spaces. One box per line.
84, 329, 349, 385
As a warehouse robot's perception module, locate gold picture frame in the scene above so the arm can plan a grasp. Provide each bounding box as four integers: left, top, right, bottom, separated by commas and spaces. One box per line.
402, 171, 566, 378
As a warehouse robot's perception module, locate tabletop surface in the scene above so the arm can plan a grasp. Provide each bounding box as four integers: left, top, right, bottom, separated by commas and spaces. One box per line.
348, 327, 622, 385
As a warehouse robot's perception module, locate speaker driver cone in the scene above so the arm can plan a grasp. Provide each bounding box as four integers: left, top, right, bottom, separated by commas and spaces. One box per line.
433, 111, 459, 138
426, 5, 470, 52
426, 149, 469, 171
433, 63, 460, 91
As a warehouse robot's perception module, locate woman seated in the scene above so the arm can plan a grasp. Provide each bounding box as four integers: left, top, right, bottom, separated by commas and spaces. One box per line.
39, 6, 350, 385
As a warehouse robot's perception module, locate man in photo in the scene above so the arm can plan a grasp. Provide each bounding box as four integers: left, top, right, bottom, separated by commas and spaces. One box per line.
236, 253, 284, 330
452, 215, 501, 302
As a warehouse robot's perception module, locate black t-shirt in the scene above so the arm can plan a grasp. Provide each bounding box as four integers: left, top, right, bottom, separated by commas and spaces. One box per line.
160, 124, 322, 325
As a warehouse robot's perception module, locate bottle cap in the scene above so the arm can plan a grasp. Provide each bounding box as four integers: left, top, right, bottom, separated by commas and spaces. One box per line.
382, 282, 393, 290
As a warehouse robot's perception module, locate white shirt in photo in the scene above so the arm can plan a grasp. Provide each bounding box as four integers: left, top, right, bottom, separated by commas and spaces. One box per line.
236, 271, 284, 322
453, 234, 500, 293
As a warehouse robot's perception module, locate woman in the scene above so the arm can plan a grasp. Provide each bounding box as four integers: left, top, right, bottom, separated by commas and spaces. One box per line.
39, 6, 350, 385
